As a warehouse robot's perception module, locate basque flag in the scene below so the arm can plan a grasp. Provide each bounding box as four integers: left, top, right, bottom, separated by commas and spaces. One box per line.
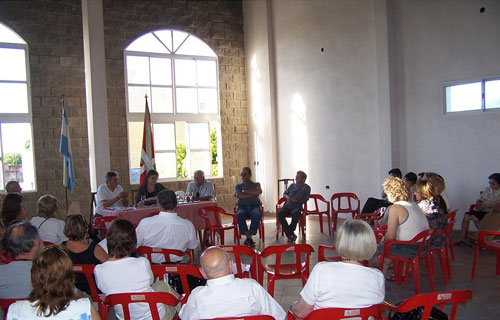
59, 101, 75, 192
139, 96, 155, 185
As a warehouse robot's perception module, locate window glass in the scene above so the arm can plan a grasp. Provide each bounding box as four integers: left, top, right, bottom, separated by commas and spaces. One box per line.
125, 33, 169, 53
198, 88, 218, 113
127, 121, 142, 178
485, 79, 500, 110
172, 31, 189, 52
150, 57, 171, 85
176, 36, 216, 57
176, 88, 197, 113
153, 123, 175, 150
445, 82, 481, 112
189, 123, 209, 149
126, 56, 150, 84
197, 60, 217, 86
151, 87, 173, 113
154, 30, 173, 52
0, 23, 25, 44
174, 59, 196, 86
156, 152, 176, 178
0, 83, 29, 113
127, 86, 150, 113
0, 48, 26, 81
190, 151, 211, 174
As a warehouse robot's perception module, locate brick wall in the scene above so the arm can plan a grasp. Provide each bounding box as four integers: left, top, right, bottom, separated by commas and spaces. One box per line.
0, 0, 248, 218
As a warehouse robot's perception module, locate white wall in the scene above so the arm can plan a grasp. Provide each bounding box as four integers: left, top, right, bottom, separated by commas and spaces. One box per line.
270, 0, 388, 203
394, 0, 500, 224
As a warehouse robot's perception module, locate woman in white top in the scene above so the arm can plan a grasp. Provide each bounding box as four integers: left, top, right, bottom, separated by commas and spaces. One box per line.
94, 219, 165, 320
7, 245, 100, 319
291, 220, 385, 318
379, 177, 429, 277
30, 194, 67, 244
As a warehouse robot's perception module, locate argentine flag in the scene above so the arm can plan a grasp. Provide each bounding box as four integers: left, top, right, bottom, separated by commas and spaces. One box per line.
59, 102, 75, 192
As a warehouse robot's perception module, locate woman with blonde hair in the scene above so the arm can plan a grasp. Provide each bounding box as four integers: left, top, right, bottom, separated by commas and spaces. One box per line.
291, 220, 385, 318
379, 177, 429, 277
6, 245, 101, 319
30, 194, 67, 244
414, 179, 448, 247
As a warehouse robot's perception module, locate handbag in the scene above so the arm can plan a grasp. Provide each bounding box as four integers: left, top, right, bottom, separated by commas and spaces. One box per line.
389, 305, 448, 320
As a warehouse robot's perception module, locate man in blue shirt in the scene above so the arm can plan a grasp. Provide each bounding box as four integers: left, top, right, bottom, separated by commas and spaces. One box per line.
234, 167, 262, 246
278, 171, 311, 243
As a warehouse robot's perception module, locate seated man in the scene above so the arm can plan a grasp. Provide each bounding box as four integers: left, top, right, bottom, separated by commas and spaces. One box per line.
95, 171, 129, 215
186, 170, 215, 201
5, 180, 22, 193
0, 220, 43, 298
179, 246, 286, 320
234, 167, 262, 246
136, 189, 198, 264
278, 171, 311, 243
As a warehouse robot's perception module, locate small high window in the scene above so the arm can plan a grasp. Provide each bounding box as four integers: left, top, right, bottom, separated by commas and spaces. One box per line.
125, 30, 222, 184
0, 22, 36, 191
445, 78, 500, 113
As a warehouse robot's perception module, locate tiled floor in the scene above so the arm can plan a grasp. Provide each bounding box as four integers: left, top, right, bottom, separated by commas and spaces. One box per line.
235, 214, 500, 319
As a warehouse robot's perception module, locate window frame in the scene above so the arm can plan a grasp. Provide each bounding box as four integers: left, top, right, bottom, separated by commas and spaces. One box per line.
443, 76, 500, 114
124, 30, 222, 184
0, 23, 36, 192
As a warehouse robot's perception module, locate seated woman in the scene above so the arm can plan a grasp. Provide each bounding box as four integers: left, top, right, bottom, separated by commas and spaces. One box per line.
291, 220, 384, 318
455, 173, 500, 246
6, 245, 100, 319
135, 169, 166, 205
30, 194, 67, 244
1, 193, 29, 231
379, 177, 429, 276
63, 214, 108, 295
414, 179, 448, 248
422, 172, 448, 211
94, 218, 166, 320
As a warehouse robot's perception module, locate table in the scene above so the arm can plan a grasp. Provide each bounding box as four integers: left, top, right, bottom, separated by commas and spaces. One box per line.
101, 201, 217, 231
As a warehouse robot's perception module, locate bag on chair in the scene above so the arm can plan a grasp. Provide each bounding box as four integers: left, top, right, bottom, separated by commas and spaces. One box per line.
389, 305, 448, 320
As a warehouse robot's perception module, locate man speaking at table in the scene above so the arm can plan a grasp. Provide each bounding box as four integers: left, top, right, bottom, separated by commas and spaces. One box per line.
95, 171, 129, 215
136, 189, 198, 263
186, 170, 215, 201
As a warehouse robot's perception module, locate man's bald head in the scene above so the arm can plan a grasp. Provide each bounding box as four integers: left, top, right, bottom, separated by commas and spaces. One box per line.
200, 246, 232, 279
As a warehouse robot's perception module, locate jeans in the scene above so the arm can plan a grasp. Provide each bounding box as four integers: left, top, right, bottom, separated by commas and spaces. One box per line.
278, 206, 302, 238
237, 205, 262, 236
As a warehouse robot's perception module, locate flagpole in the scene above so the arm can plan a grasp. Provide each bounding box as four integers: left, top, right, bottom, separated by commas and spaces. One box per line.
61, 98, 69, 210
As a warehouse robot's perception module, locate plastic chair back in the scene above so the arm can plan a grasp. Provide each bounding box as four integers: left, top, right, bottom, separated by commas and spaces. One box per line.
150, 264, 204, 302
275, 197, 306, 240
330, 193, 360, 234
199, 206, 239, 248
43, 241, 55, 247
0, 298, 24, 319
210, 316, 275, 320
471, 230, 500, 282
72, 264, 99, 302
258, 244, 314, 296
220, 245, 259, 281
287, 304, 385, 320
93, 215, 118, 238
318, 245, 371, 267
104, 292, 180, 320
233, 203, 265, 242
384, 290, 473, 320
304, 194, 331, 235
137, 246, 192, 264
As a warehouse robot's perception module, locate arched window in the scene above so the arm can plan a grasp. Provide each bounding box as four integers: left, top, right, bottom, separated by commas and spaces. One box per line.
0, 22, 35, 191
125, 30, 222, 183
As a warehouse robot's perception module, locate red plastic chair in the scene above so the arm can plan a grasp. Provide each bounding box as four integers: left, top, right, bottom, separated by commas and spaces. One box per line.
0, 298, 24, 319
199, 206, 240, 249
379, 230, 434, 294
234, 204, 265, 243
275, 197, 306, 240
428, 223, 454, 285
330, 193, 360, 234
304, 194, 331, 235
150, 264, 204, 303
317, 245, 371, 267
287, 304, 385, 320
471, 230, 500, 282
209, 316, 275, 320
43, 241, 55, 247
72, 264, 100, 302
219, 245, 259, 282
137, 246, 193, 264
384, 289, 473, 320
258, 244, 314, 297
92, 216, 118, 238
103, 292, 181, 320
446, 209, 457, 261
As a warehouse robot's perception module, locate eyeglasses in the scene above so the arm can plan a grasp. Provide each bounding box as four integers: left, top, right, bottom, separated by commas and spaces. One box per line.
36, 244, 69, 258
240, 173, 248, 177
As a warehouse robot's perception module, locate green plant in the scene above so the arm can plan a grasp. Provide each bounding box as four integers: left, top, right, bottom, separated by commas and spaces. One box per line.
176, 143, 187, 179
24, 140, 31, 150
4, 153, 22, 165
210, 127, 218, 176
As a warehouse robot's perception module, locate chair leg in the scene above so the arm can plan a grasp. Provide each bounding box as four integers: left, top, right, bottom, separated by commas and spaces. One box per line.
220, 231, 225, 245
496, 251, 500, 276
275, 217, 280, 240
471, 243, 480, 282
412, 259, 420, 295
448, 236, 456, 260
327, 212, 332, 236
439, 250, 449, 286
425, 255, 435, 291
267, 277, 275, 297
318, 213, 324, 233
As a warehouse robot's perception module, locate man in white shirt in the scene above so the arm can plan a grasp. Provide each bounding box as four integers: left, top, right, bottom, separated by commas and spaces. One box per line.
95, 171, 129, 215
186, 170, 215, 201
136, 189, 198, 264
179, 247, 286, 320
